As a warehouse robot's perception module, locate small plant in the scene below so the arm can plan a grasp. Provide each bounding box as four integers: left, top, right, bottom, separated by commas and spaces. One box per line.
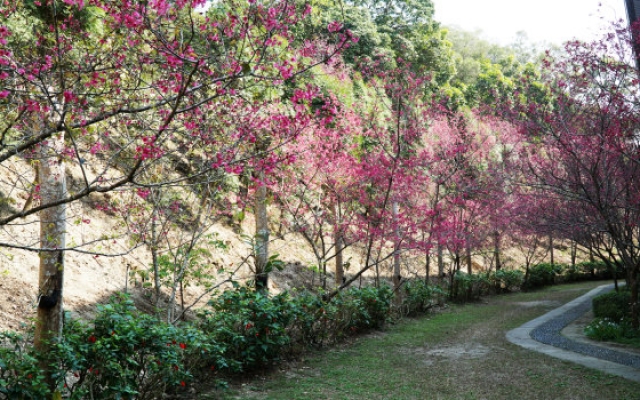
585, 318, 626, 341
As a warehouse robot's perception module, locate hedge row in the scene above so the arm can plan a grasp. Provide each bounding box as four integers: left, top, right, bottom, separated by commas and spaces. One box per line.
1, 280, 442, 399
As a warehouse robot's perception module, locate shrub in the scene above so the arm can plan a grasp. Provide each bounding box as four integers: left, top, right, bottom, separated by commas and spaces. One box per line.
199, 286, 294, 372
490, 269, 524, 293
343, 285, 393, 330
401, 280, 443, 316
0, 331, 48, 399
592, 290, 631, 323
0, 294, 220, 400
450, 272, 491, 302
522, 263, 563, 290
198, 284, 394, 369
563, 264, 590, 282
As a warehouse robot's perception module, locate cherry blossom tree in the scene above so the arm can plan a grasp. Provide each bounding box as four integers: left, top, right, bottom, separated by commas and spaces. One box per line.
0, 0, 351, 378
503, 23, 640, 327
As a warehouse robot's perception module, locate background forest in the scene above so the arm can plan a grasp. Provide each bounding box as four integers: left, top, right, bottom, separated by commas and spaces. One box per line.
0, 0, 639, 398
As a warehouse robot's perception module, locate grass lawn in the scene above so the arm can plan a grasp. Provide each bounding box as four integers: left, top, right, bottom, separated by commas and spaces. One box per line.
204, 281, 640, 400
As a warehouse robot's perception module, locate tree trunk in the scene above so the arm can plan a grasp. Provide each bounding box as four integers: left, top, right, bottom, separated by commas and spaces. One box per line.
151, 205, 161, 306
494, 231, 501, 270
334, 222, 344, 286
254, 138, 271, 292
549, 233, 554, 265
466, 236, 472, 275
570, 241, 577, 266
254, 169, 269, 293
437, 244, 444, 280
425, 249, 430, 284
392, 202, 401, 293
630, 268, 639, 330
34, 130, 67, 390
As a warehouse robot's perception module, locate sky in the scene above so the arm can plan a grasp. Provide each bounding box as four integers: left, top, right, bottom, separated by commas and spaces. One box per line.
431, 0, 628, 46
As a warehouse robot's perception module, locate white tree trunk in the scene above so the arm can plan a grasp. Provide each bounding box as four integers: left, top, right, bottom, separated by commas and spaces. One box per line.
34, 129, 67, 352
255, 170, 269, 292
334, 202, 344, 286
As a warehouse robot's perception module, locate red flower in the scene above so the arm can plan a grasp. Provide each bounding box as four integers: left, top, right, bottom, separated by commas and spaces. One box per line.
245, 323, 253, 330
180, 380, 186, 387
88, 335, 96, 343
179, 342, 186, 350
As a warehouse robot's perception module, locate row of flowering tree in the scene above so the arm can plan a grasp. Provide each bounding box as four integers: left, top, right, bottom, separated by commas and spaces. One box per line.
9, 0, 640, 394
265, 54, 526, 298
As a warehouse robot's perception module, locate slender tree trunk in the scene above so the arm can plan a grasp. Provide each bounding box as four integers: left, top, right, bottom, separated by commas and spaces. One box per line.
255, 176, 269, 292
425, 249, 430, 284
151, 205, 161, 306
254, 137, 271, 292
437, 244, 444, 280
570, 241, 577, 266
392, 202, 401, 292
180, 280, 185, 321
466, 235, 472, 275
34, 127, 67, 389
549, 232, 554, 265
334, 223, 344, 286
494, 231, 501, 271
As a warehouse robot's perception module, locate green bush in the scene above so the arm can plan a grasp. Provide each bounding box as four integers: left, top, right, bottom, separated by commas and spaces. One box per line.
401, 280, 443, 316
198, 284, 393, 371
450, 272, 492, 302
199, 286, 294, 371
490, 269, 524, 293
0, 285, 400, 398
285, 285, 392, 346
522, 263, 563, 290
563, 264, 589, 282
0, 331, 48, 399
343, 285, 393, 330
592, 290, 631, 323
0, 294, 219, 399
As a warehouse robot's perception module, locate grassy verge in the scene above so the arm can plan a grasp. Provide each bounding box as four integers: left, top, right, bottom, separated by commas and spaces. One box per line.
205, 281, 640, 400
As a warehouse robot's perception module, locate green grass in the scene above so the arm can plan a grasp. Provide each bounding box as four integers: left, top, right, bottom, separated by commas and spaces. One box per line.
203, 281, 640, 400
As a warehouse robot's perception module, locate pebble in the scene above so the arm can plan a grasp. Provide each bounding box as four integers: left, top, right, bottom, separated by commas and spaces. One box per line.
530, 286, 640, 368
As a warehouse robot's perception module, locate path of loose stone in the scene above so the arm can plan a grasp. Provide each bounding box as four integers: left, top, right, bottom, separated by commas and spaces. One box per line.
507, 284, 640, 382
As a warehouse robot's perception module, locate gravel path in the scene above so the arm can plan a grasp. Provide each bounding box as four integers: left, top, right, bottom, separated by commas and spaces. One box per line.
530, 285, 640, 368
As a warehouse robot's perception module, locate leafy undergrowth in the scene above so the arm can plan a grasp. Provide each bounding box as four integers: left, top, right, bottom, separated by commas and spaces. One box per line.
207, 281, 640, 400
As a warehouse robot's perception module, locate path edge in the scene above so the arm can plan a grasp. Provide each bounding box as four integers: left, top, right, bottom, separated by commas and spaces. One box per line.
506, 283, 640, 382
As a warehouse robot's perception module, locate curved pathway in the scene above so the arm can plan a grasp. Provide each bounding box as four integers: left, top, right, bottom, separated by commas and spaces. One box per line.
507, 283, 640, 382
